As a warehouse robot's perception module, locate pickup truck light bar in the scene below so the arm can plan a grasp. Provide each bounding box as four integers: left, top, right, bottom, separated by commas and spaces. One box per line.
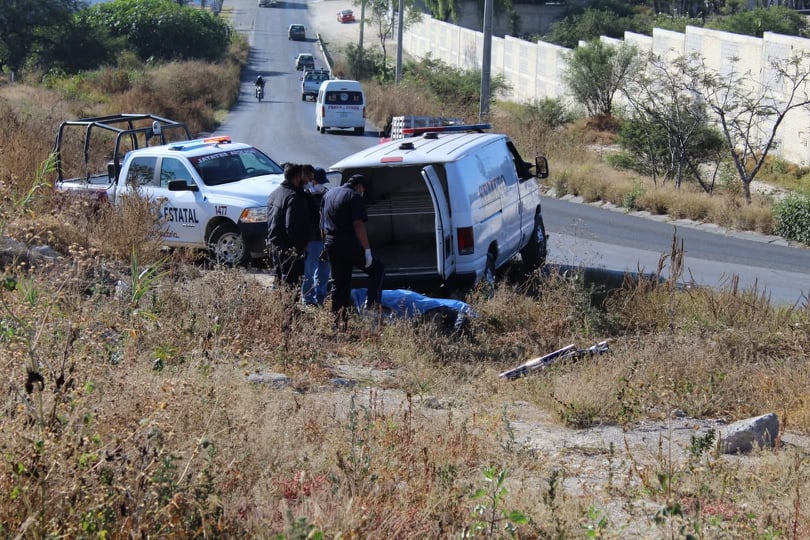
401, 123, 492, 137
168, 136, 231, 151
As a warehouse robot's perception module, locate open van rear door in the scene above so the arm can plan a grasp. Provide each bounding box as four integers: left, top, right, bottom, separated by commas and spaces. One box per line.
421, 166, 455, 280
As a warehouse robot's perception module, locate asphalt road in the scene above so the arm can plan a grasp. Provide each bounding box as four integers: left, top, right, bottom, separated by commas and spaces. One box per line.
216, 0, 373, 165
219, 0, 810, 306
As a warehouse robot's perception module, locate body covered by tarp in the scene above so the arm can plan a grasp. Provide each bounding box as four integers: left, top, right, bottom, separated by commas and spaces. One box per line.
351, 288, 472, 330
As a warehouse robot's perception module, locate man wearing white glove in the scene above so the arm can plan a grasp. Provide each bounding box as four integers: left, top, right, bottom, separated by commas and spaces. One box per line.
321, 174, 385, 330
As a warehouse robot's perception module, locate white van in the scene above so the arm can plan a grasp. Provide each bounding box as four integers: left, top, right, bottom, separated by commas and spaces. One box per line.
315, 79, 366, 135
327, 124, 550, 290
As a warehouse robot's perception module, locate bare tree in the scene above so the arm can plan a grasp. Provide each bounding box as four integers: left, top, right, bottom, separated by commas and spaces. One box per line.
688, 51, 810, 203
621, 51, 724, 191
359, 0, 421, 72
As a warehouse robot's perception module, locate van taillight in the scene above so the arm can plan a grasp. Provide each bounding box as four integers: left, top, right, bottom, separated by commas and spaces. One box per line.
457, 227, 474, 255
362, 107, 366, 119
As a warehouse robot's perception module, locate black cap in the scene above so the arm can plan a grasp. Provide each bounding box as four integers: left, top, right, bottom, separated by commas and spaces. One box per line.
313, 167, 328, 184
347, 174, 367, 187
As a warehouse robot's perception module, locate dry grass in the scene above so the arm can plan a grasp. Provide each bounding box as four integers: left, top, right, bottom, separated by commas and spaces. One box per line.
1, 248, 808, 537
1, 54, 810, 538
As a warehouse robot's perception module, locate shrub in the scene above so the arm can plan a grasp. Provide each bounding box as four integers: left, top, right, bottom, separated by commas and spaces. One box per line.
523, 97, 573, 130
774, 194, 810, 244
622, 179, 644, 209
402, 55, 510, 110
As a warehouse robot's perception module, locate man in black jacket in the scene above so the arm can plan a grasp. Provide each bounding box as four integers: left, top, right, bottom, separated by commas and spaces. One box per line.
320, 174, 385, 329
266, 163, 310, 290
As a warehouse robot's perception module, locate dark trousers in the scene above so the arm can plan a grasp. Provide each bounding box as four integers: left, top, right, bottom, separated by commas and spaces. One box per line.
326, 241, 385, 326
272, 247, 305, 293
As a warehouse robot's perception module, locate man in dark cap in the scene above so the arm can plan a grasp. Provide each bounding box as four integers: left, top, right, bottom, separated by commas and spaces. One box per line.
320, 173, 385, 329
266, 163, 311, 292
301, 165, 331, 306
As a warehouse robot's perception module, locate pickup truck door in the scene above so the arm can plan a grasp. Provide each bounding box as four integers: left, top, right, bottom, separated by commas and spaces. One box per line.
151, 157, 209, 246
421, 165, 455, 280
117, 155, 191, 246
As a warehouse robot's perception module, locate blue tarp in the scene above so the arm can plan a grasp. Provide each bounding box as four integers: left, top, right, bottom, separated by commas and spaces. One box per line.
351, 288, 473, 330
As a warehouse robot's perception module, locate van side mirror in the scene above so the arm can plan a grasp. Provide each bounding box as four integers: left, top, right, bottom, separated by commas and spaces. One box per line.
535, 156, 549, 179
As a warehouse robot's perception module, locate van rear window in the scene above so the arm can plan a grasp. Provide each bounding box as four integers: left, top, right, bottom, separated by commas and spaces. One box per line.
325, 91, 363, 105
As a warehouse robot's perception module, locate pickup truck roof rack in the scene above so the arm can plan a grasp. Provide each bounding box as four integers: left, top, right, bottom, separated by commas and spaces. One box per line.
53, 113, 192, 184
401, 123, 492, 138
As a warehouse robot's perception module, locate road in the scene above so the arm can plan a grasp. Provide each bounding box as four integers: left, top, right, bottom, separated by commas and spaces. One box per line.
218, 0, 810, 306
217, 0, 373, 165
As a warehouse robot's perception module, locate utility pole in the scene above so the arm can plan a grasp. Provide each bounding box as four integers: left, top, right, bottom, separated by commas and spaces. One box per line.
395, 0, 404, 83
359, 0, 366, 63
359, 0, 366, 49
479, 0, 493, 121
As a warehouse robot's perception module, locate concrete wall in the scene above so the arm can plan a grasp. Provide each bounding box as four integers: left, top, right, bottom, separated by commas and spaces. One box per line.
402, 18, 810, 165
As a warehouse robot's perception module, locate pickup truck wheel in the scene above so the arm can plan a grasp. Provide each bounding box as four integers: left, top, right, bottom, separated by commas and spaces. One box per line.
208, 224, 249, 267
520, 214, 547, 275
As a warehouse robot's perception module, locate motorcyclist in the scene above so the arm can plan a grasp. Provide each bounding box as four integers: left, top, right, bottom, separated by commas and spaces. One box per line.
255, 75, 265, 98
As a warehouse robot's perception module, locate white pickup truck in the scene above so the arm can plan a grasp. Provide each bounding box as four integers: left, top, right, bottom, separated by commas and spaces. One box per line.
53, 114, 285, 266
300, 69, 330, 101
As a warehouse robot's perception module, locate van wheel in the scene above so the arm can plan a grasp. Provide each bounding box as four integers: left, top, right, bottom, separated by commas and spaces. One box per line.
354, 127, 365, 135
301, 95, 306, 101
319, 126, 326, 134
520, 213, 547, 275
480, 250, 497, 297
208, 223, 249, 267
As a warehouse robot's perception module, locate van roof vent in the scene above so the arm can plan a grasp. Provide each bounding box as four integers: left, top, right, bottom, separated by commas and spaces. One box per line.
398, 141, 415, 150
423, 132, 439, 139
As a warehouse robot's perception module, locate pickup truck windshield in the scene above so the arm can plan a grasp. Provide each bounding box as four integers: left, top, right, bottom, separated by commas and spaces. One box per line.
190, 147, 283, 186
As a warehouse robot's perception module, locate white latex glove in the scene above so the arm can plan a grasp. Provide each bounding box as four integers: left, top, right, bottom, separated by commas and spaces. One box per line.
364, 248, 373, 268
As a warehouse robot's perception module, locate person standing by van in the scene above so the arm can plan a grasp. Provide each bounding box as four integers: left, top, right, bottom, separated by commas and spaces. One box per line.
301, 165, 331, 306
266, 163, 310, 291
320, 174, 384, 329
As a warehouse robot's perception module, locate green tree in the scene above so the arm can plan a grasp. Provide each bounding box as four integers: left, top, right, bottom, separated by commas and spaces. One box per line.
544, 0, 647, 48
81, 0, 231, 63
706, 6, 807, 38
0, 0, 80, 72
423, 0, 459, 22
563, 39, 638, 118
649, 13, 704, 33
26, 15, 119, 73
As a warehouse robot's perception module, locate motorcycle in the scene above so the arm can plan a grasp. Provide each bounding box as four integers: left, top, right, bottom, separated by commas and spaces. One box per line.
255, 85, 264, 102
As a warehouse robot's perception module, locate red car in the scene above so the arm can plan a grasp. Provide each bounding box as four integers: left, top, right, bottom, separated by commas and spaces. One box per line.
337, 9, 355, 23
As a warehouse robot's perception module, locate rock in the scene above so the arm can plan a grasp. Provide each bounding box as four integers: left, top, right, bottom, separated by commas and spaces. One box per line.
330, 377, 358, 388
670, 408, 688, 418
247, 371, 290, 388
719, 412, 779, 454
